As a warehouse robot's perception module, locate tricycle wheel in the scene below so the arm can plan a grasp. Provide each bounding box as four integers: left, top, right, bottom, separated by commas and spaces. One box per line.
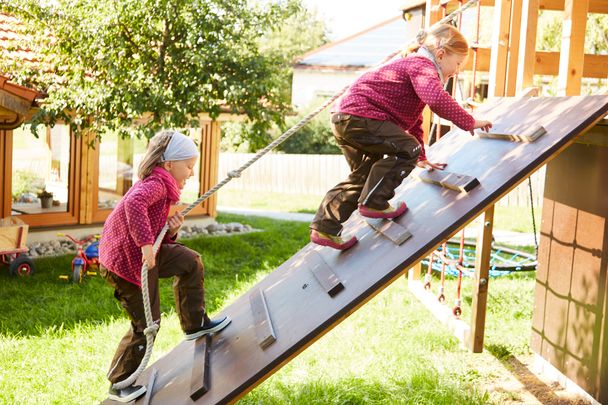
72, 264, 84, 283
9, 256, 35, 277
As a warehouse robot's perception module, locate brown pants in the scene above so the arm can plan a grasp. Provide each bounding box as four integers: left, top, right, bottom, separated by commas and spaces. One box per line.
101, 243, 206, 384
311, 113, 421, 235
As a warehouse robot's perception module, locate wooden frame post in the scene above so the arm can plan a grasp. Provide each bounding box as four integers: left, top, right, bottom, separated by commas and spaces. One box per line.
469, 204, 494, 352
557, 0, 589, 96
516, 0, 540, 94
488, 0, 512, 97
420, 0, 443, 148
79, 130, 96, 224
505, 0, 523, 96
0, 129, 12, 218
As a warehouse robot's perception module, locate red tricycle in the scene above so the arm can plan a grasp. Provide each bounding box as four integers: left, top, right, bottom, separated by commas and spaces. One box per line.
0, 216, 35, 276
57, 233, 100, 283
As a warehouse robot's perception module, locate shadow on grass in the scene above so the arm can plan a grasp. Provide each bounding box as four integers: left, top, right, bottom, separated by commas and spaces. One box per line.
0, 214, 310, 337
241, 371, 490, 404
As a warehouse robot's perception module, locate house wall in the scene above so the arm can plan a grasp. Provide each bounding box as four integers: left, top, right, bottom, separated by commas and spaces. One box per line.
291, 68, 362, 108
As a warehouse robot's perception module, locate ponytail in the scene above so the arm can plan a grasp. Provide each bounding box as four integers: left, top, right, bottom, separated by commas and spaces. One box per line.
137, 131, 173, 180
401, 24, 469, 58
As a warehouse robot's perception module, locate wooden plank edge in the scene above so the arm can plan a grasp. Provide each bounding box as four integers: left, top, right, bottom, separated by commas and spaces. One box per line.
366, 219, 413, 245
142, 368, 158, 405
249, 289, 277, 349
190, 335, 212, 401
309, 251, 345, 297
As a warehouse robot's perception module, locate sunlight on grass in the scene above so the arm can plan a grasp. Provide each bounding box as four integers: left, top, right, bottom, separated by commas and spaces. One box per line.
0, 214, 536, 404
217, 189, 541, 234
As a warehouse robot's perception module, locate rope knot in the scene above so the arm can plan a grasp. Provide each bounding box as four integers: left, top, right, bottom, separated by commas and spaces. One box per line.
228, 170, 241, 179
144, 323, 160, 336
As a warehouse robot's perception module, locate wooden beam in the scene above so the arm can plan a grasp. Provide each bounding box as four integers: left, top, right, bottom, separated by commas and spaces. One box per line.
408, 277, 471, 347
425, 0, 443, 28
516, 0, 540, 94
79, 131, 96, 224
557, 0, 589, 96
488, 0, 512, 97
464, 46, 491, 72
505, 0, 523, 96
1, 130, 13, 219
469, 205, 494, 353
479, 0, 608, 12
464, 48, 608, 79
0, 88, 32, 116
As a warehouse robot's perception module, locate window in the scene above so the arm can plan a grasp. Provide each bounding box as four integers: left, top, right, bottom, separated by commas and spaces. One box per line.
97, 132, 148, 209
11, 125, 71, 215
97, 130, 201, 209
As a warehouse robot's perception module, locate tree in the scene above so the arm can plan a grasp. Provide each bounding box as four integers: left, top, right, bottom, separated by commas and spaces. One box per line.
0, 0, 304, 139
220, 5, 329, 152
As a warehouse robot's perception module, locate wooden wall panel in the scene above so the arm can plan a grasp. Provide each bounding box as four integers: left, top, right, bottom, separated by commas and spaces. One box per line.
532, 141, 608, 402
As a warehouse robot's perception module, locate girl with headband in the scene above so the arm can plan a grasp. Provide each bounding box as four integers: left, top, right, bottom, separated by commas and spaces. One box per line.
99, 130, 231, 402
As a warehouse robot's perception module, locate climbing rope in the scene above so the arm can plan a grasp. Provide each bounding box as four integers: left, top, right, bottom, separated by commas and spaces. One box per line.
112, 0, 482, 390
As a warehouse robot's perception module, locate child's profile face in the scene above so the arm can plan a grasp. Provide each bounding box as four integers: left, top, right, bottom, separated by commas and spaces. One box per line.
436, 50, 466, 79
164, 156, 198, 189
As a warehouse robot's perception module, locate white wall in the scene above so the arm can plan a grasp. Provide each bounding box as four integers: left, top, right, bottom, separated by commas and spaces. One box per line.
291, 68, 362, 108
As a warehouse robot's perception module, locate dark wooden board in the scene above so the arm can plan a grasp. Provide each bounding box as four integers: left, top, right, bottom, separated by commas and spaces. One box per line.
365, 217, 413, 245
102, 95, 608, 405
306, 250, 344, 297
417, 169, 480, 193
190, 336, 211, 401
249, 288, 276, 349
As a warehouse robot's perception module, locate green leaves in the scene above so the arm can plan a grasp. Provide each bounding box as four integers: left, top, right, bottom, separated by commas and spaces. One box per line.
0, 0, 301, 139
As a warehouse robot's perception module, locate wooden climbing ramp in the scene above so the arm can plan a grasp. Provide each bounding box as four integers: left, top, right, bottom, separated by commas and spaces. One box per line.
104, 95, 608, 404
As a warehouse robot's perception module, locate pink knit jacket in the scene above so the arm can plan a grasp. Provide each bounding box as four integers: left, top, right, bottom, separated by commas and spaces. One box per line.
99, 171, 177, 287
337, 54, 476, 160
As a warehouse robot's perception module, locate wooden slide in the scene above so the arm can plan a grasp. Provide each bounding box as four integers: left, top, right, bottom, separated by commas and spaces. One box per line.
104, 95, 608, 405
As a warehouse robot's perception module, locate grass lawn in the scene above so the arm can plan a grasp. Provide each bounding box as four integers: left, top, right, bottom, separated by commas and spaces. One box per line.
0, 214, 536, 404
217, 189, 542, 234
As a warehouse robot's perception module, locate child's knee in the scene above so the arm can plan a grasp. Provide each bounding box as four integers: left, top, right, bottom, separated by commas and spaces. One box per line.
397, 143, 421, 161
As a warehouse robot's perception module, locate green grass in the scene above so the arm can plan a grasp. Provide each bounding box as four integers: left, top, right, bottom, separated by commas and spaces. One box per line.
218, 189, 542, 234
0, 214, 536, 404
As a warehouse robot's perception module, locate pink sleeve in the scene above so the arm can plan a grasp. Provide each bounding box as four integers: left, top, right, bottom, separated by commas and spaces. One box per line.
409, 60, 476, 131
124, 180, 166, 247
407, 115, 426, 161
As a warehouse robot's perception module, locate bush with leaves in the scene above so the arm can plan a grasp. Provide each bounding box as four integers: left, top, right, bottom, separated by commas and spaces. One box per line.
0, 0, 310, 142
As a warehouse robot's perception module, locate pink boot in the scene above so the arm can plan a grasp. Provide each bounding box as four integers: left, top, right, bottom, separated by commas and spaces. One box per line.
310, 230, 358, 250
358, 201, 408, 219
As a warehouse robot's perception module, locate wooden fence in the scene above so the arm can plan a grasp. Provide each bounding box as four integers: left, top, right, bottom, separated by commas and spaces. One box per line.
218, 153, 545, 208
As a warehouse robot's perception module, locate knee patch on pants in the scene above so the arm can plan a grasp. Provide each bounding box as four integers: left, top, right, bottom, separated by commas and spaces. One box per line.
397, 143, 421, 160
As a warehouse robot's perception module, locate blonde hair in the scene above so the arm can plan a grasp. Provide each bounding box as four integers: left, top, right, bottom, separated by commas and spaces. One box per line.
138, 130, 173, 180
402, 24, 469, 58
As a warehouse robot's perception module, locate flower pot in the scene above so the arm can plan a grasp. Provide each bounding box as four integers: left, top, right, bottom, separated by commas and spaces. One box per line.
40, 196, 53, 209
